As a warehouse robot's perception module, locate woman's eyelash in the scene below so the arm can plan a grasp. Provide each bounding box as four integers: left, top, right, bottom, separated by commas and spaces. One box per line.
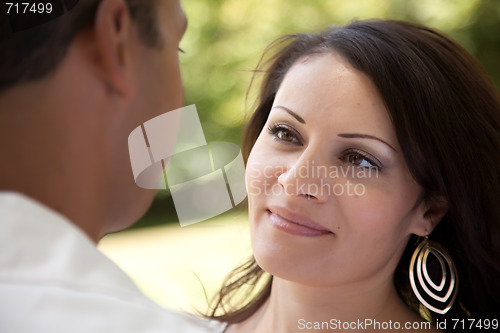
341, 148, 383, 169
266, 124, 381, 169
267, 124, 302, 144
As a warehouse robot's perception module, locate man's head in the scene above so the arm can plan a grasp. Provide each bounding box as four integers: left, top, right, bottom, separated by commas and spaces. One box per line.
0, 0, 173, 92
0, 0, 187, 240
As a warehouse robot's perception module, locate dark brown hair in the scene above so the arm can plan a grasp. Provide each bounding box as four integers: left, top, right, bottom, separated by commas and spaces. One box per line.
209, 19, 500, 327
0, 0, 159, 93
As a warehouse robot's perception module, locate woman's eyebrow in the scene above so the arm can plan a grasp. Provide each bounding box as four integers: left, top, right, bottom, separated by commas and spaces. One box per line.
338, 133, 397, 152
273, 106, 306, 124
272, 107, 396, 151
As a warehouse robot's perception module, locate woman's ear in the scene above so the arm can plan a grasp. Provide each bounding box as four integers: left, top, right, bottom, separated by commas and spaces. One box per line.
411, 195, 449, 236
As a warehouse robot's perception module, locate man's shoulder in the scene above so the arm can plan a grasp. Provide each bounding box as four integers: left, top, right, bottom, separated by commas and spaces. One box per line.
0, 280, 222, 332
0, 192, 219, 332
0, 191, 145, 296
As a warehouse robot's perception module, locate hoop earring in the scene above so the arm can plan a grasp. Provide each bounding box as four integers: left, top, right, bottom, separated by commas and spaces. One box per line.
409, 236, 459, 314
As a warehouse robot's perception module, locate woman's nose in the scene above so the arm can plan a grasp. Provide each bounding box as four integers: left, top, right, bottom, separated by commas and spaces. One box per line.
276, 154, 331, 203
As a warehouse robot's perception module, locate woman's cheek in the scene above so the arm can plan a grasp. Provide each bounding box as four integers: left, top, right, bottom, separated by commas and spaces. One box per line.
246, 152, 284, 194
246, 177, 264, 197
245, 159, 264, 196
342, 189, 395, 232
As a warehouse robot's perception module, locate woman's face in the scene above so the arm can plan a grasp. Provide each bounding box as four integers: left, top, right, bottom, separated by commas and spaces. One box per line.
246, 53, 431, 287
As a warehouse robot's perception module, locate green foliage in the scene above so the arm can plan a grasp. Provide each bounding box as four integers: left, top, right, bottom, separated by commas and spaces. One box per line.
179, 0, 500, 146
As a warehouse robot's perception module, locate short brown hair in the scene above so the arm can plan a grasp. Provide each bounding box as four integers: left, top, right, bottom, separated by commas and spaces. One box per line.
0, 0, 159, 93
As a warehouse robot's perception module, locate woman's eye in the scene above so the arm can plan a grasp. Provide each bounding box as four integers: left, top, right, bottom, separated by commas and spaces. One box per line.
268, 125, 301, 144
348, 153, 374, 167
342, 150, 381, 169
276, 129, 298, 142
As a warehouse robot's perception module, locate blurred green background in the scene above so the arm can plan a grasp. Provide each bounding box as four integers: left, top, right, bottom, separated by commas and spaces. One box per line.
135, 0, 500, 228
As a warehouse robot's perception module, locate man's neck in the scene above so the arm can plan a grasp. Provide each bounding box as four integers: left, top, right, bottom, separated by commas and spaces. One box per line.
0, 82, 108, 243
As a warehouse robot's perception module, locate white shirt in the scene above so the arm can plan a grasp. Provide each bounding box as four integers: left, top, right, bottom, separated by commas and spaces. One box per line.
0, 192, 225, 333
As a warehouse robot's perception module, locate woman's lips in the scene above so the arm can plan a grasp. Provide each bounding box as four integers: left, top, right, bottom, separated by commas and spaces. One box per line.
266, 207, 332, 237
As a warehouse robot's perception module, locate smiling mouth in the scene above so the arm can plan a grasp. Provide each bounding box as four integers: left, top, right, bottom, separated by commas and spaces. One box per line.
266, 209, 332, 237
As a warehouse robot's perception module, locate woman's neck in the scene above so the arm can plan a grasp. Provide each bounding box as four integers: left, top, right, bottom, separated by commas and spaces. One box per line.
229, 276, 428, 333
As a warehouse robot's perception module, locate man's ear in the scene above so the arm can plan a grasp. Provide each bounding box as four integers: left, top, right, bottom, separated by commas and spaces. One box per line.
411, 195, 449, 236
94, 0, 134, 98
